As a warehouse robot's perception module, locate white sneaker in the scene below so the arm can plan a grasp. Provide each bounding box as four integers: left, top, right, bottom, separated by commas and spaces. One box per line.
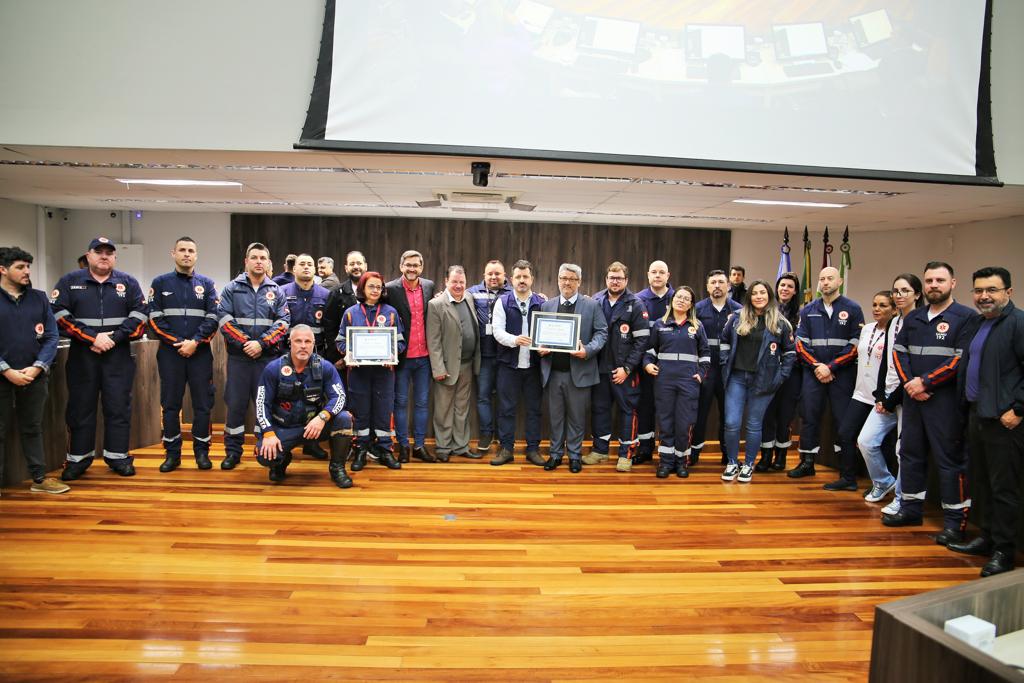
865, 482, 897, 504
722, 463, 739, 481
881, 498, 901, 516
737, 464, 754, 483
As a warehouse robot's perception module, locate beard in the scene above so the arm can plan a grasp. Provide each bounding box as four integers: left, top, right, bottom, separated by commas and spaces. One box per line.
925, 289, 951, 305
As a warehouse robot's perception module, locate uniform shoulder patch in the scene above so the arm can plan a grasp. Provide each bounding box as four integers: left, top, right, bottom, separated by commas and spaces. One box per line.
281, 365, 293, 377
35, 323, 45, 335
838, 310, 849, 320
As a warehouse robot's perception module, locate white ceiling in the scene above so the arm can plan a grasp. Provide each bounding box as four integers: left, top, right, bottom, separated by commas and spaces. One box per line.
1, 144, 1022, 232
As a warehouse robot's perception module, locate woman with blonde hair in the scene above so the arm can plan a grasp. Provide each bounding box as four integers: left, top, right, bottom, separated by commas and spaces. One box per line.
719, 280, 797, 482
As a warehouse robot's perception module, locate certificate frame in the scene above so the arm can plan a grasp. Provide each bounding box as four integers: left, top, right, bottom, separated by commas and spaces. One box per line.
345, 326, 398, 366
529, 311, 581, 353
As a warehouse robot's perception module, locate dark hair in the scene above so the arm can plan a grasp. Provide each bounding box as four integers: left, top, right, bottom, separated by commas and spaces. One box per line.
245, 242, 270, 258
874, 290, 895, 305
174, 236, 197, 247
512, 259, 533, 276
775, 272, 801, 327
706, 269, 727, 282
972, 266, 1011, 289
356, 271, 387, 303
730, 265, 745, 276
924, 261, 954, 277
893, 273, 926, 309
0, 246, 33, 269
284, 254, 297, 269
77, 254, 88, 269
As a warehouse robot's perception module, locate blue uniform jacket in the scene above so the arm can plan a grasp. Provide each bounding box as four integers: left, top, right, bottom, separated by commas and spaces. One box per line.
636, 286, 674, 327
255, 354, 346, 435
147, 271, 219, 347
50, 268, 147, 346
281, 281, 330, 351
0, 287, 58, 374
695, 297, 742, 364
336, 302, 407, 358
795, 296, 864, 371
592, 288, 650, 374
217, 274, 290, 357
467, 280, 512, 357
720, 314, 797, 394
894, 301, 975, 392
644, 318, 711, 382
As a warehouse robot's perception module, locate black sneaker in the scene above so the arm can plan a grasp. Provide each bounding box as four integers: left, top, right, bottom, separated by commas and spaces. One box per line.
61, 457, 94, 481
823, 478, 858, 491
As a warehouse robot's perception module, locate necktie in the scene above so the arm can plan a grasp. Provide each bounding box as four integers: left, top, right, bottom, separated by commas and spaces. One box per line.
520, 301, 527, 317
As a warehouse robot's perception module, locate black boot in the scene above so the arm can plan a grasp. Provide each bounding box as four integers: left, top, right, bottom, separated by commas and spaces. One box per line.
754, 447, 773, 472
787, 454, 815, 478
656, 456, 674, 479
675, 459, 689, 479
107, 457, 136, 477
350, 444, 368, 472
771, 446, 788, 471
61, 456, 94, 481
303, 440, 329, 460
329, 435, 354, 489
378, 447, 402, 470
195, 451, 212, 470
159, 453, 181, 473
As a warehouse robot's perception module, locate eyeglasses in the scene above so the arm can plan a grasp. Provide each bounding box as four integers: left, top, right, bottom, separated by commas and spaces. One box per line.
891, 288, 914, 296
606, 275, 626, 282
557, 276, 579, 283
364, 284, 383, 291
972, 287, 1007, 296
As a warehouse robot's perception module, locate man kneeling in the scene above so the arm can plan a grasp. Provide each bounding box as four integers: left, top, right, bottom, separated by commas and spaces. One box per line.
255, 325, 354, 488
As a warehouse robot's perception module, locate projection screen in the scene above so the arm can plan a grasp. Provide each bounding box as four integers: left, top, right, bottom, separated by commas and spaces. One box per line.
298, 0, 997, 184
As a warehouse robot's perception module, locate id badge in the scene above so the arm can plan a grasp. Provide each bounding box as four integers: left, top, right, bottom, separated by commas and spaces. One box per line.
485, 323, 493, 335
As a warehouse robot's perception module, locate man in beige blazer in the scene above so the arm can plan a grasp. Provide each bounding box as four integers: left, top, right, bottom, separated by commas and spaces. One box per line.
427, 265, 481, 459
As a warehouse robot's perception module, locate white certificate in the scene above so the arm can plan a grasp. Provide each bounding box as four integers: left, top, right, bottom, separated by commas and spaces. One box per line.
529, 311, 581, 353
347, 326, 398, 365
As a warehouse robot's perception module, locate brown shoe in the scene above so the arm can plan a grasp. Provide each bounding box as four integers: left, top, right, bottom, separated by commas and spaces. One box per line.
30, 477, 70, 495
525, 450, 546, 467
490, 448, 514, 466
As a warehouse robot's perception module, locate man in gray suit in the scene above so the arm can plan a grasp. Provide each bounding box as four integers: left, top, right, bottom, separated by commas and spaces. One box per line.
538, 263, 608, 473
427, 265, 481, 459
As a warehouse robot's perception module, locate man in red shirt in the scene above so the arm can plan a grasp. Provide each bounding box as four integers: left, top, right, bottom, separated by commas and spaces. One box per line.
385, 250, 437, 462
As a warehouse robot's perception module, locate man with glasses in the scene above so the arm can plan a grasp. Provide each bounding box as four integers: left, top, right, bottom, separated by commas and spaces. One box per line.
537, 264, 608, 473
948, 267, 1024, 576
587, 262, 650, 472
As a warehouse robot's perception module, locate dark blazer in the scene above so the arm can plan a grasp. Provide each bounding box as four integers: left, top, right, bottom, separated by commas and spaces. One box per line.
957, 300, 1024, 419
538, 294, 608, 388
321, 278, 358, 363
385, 276, 436, 363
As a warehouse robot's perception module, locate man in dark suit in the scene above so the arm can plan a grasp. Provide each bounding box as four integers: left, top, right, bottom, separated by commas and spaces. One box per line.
538, 263, 608, 473
385, 250, 437, 462
321, 250, 365, 366
427, 265, 481, 459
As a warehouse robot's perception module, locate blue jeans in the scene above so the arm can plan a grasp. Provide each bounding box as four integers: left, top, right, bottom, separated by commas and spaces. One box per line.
394, 355, 430, 448
723, 370, 775, 466
476, 356, 498, 435
857, 406, 899, 491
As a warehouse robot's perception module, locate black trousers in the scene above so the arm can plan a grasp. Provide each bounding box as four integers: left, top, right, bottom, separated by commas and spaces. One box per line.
968, 406, 1024, 556
0, 377, 49, 483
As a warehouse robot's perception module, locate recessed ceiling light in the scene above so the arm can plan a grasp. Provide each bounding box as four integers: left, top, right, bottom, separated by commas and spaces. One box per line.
732, 199, 848, 208
116, 179, 243, 187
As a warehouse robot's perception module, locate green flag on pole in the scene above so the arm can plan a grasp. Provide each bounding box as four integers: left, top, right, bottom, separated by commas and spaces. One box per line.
839, 226, 852, 295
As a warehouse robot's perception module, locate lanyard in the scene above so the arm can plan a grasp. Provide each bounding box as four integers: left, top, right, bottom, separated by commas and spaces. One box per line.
360, 303, 379, 327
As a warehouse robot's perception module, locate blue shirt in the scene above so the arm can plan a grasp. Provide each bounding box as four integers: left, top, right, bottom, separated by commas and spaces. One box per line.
965, 317, 997, 402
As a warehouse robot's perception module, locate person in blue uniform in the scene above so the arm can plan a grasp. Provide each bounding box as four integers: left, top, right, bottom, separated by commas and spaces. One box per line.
280, 253, 331, 459
147, 236, 219, 472
643, 286, 709, 479
51, 237, 148, 480
466, 260, 511, 455
337, 271, 406, 471
757, 272, 803, 472
217, 242, 290, 470
255, 325, 354, 487
720, 281, 797, 483
490, 259, 547, 466
0, 246, 67, 494
885, 261, 974, 542
692, 269, 742, 466
588, 261, 650, 472
790, 266, 864, 478
634, 260, 673, 462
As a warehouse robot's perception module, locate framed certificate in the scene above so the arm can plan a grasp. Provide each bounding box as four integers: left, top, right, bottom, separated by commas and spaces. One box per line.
529, 311, 581, 353
345, 326, 398, 365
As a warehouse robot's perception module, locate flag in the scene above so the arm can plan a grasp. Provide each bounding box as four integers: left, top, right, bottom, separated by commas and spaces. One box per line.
822, 226, 833, 269
800, 227, 813, 305
839, 226, 852, 295
776, 227, 792, 280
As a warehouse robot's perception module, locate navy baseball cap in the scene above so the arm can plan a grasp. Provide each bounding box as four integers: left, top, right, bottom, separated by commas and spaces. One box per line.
88, 236, 117, 251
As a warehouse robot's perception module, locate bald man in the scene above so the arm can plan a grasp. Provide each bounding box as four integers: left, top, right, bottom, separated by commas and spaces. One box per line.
634, 260, 674, 462
790, 267, 864, 479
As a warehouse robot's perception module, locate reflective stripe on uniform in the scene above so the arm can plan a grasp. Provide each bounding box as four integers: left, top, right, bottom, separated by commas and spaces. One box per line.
907, 345, 959, 357
657, 352, 698, 362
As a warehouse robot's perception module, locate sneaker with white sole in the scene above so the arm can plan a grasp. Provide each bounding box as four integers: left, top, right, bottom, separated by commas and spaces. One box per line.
737, 464, 754, 483
721, 463, 739, 481
30, 477, 70, 495
864, 482, 897, 504
615, 457, 632, 473
881, 498, 901, 516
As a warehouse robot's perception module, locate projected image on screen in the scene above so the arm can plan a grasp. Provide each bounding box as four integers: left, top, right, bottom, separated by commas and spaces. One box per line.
304, 0, 993, 181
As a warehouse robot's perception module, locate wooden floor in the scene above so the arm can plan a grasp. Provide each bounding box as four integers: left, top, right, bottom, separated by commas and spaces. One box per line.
0, 437, 991, 681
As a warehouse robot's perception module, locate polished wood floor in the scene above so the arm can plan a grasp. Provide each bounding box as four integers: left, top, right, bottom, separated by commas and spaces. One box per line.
0, 436, 990, 681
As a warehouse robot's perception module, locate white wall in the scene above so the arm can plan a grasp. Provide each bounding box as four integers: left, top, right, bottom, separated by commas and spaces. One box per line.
0, 198, 62, 288
730, 216, 1024, 309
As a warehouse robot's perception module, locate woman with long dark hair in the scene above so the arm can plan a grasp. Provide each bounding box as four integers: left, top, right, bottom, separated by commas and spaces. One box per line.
720, 280, 797, 483
756, 272, 802, 471
336, 271, 406, 472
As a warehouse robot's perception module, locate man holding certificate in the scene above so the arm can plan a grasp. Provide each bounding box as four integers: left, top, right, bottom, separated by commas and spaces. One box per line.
537, 263, 608, 473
